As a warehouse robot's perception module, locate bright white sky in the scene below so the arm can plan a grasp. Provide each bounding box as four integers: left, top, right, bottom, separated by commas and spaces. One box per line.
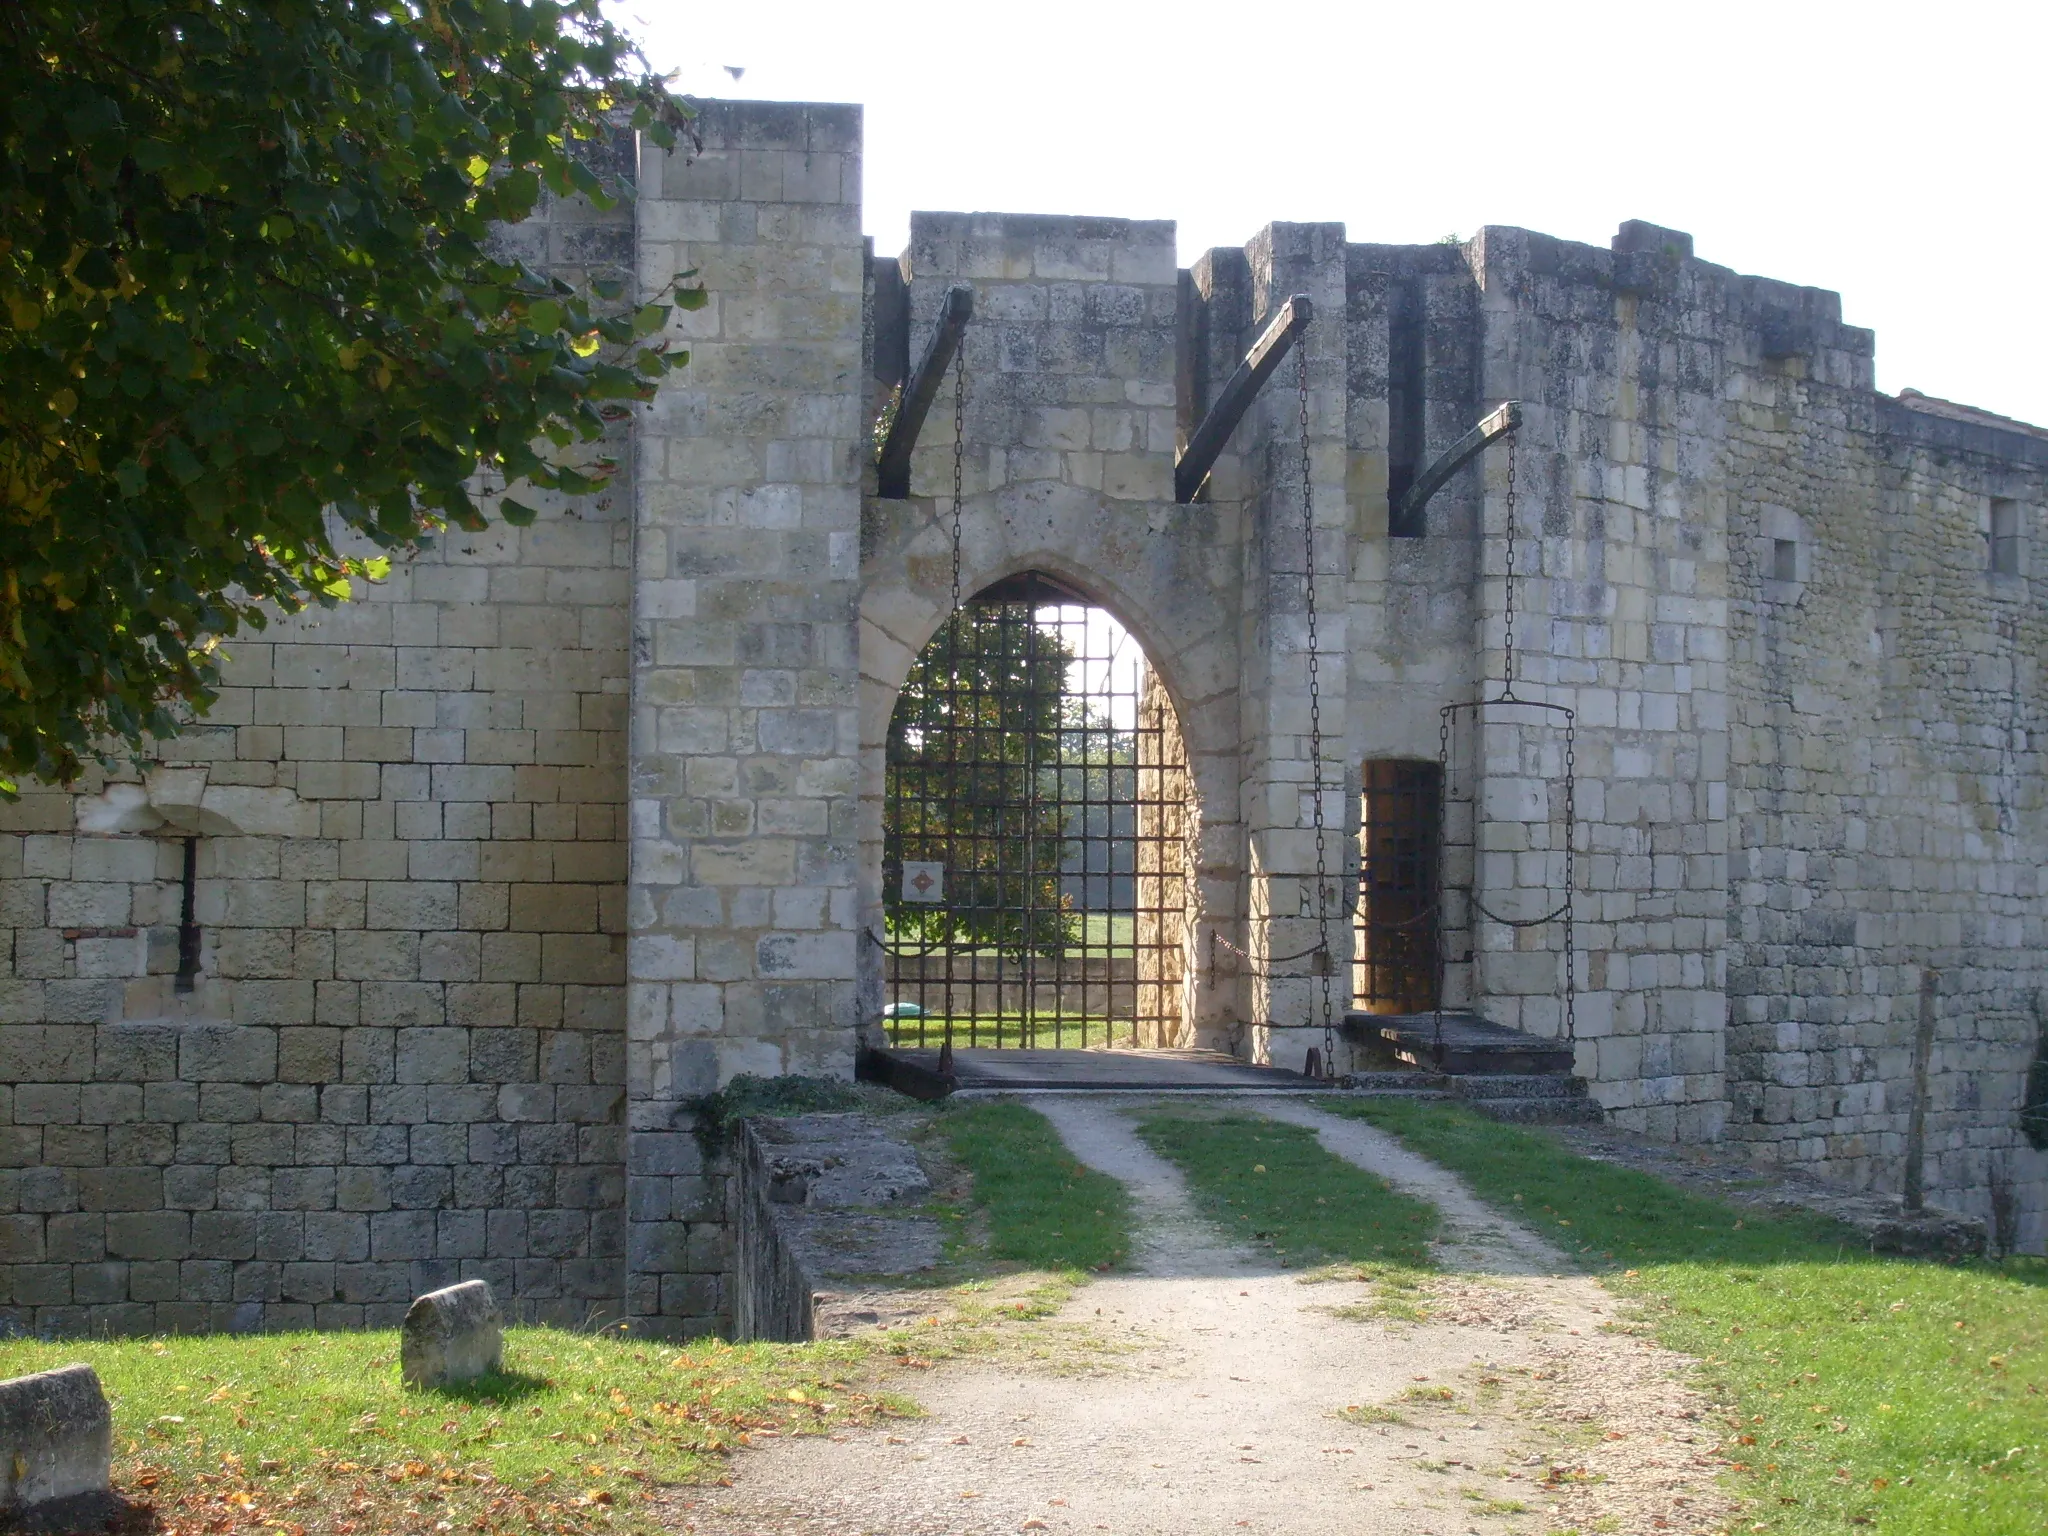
614, 0, 2046, 427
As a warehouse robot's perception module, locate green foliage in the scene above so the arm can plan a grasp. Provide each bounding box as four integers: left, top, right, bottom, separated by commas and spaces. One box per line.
869, 381, 900, 464
886, 604, 1080, 958
0, 1, 701, 790
1336, 1098, 2048, 1535
936, 1101, 1130, 1272
1134, 1109, 1439, 1270
695, 1072, 873, 1145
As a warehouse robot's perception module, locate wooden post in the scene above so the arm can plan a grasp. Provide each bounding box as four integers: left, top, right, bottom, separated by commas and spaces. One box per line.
874, 285, 974, 499
1392, 400, 1523, 532
1174, 294, 1312, 504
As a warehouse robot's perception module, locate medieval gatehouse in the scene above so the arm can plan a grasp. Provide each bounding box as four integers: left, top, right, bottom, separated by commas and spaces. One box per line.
2, 99, 2044, 1337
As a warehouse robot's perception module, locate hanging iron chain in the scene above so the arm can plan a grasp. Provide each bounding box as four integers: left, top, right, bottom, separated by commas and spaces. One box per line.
950, 348, 965, 618
1297, 342, 1336, 1078
1501, 432, 1519, 700
1562, 714, 1577, 1044
938, 344, 967, 1067
1434, 706, 1451, 1059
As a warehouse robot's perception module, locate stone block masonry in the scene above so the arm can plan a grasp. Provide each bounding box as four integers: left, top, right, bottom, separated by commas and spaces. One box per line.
623, 100, 868, 1337
4, 98, 2047, 1341
0, 151, 641, 1335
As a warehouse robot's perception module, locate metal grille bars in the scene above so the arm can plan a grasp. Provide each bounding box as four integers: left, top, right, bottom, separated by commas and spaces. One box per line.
881, 576, 1193, 1049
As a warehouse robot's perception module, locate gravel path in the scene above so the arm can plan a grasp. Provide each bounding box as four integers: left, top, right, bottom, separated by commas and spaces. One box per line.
667, 1097, 1734, 1536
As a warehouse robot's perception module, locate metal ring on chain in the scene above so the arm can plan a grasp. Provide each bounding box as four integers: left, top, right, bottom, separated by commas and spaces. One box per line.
1501, 432, 1518, 699
1297, 337, 1337, 1078
1431, 416, 1578, 1054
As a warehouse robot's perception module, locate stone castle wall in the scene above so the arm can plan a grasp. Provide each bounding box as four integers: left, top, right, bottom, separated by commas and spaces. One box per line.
621, 101, 868, 1335
4, 98, 2046, 1338
1722, 370, 2048, 1250
0, 158, 640, 1335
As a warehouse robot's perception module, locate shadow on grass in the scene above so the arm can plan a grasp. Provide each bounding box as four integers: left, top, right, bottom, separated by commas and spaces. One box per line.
0, 1488, 157, 1535
425, 1366, 554, 1404
934, 1100, 1132, 1272
1344, 1097, 2047, 1288
1322, 1097, 2048, 1536
1327, 1096, 1880, 1272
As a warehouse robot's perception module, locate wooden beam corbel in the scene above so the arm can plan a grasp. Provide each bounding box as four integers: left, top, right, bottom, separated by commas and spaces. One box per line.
875, 284, 975, 499
1392, 399, 1523, 531
1174, 293, 1312, 504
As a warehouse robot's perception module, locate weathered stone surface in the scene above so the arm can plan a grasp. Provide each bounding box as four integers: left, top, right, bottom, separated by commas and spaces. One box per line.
400, 1279, 504, 1389
0, 1363, 112, 1512
734, 1114, 942, 1342
1, 94, 2045, 1346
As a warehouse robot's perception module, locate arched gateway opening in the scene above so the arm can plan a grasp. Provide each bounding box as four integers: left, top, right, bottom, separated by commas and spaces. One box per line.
881, 572, 1195, 1049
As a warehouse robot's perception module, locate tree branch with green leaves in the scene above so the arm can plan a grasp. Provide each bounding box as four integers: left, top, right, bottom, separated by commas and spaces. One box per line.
0, 0, 704, 791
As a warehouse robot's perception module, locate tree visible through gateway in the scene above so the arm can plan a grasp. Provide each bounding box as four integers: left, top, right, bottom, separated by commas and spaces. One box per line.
882, 572, 1193, 1049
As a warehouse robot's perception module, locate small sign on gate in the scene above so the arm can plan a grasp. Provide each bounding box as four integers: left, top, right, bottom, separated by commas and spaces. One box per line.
901, 861, 945, 903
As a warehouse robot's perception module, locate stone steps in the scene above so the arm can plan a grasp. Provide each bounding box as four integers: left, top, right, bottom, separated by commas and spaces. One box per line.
1448, 1072, 1602, 1123
1346, 1011, 1576, 1076
1460, 1092, 1605, 1125
1338, 1011, 1603, 1123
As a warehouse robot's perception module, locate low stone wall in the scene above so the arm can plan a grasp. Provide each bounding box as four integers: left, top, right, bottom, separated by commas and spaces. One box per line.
0, 1016, 625, 1337
1551, 1123, 1988, 1259
732, 1113, 940, 1343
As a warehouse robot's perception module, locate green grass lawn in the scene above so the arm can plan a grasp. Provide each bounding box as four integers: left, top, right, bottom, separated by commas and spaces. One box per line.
0, 1325, 897, 1535
883, 913, 1137, 956
0, 1099, 1134, 1536
934, 1100, 1132, 1272
1133, 1108, 1439, 1272
884, 1013, 1142, 1050
1331, 1098, 2048, 1536
1074, 911, 1135, 953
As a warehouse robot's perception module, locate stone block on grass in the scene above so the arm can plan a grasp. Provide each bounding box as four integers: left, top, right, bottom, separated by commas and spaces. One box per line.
0, 1363, 112, 1515
399, 1278, 503, 1389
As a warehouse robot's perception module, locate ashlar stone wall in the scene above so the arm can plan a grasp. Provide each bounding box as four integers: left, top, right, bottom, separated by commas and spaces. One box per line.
624, 101, 868, 1334
6, 97, 2048, 1341
1723, 361, 2048, 1250
0, 161, 639, 1335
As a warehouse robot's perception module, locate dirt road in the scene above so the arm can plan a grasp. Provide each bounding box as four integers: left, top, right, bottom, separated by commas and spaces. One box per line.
669, 1097, 1732, 1536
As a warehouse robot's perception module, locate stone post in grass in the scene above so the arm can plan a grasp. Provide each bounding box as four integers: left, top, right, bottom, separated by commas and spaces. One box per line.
401, 1279, 505, 1389
0, 1364, 113, 1517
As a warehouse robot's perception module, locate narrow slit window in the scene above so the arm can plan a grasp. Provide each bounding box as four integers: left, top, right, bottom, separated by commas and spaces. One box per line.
1354, 760, 1440, 1015
176, 835, 201, 993
1990, 498, 2022, 576
1771, 537, 1799, 583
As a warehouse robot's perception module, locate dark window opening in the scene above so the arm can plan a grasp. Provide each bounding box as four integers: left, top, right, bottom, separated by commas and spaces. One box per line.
1386, 279, 1427, 538
1354, 760, 1440, 1015
175, 835, 201, 993
1991, 498, 2022, 577
1771, 537, 1799, 583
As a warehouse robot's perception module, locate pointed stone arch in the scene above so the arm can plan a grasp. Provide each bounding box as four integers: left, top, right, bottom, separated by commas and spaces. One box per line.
857, 485, 1244, 1051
